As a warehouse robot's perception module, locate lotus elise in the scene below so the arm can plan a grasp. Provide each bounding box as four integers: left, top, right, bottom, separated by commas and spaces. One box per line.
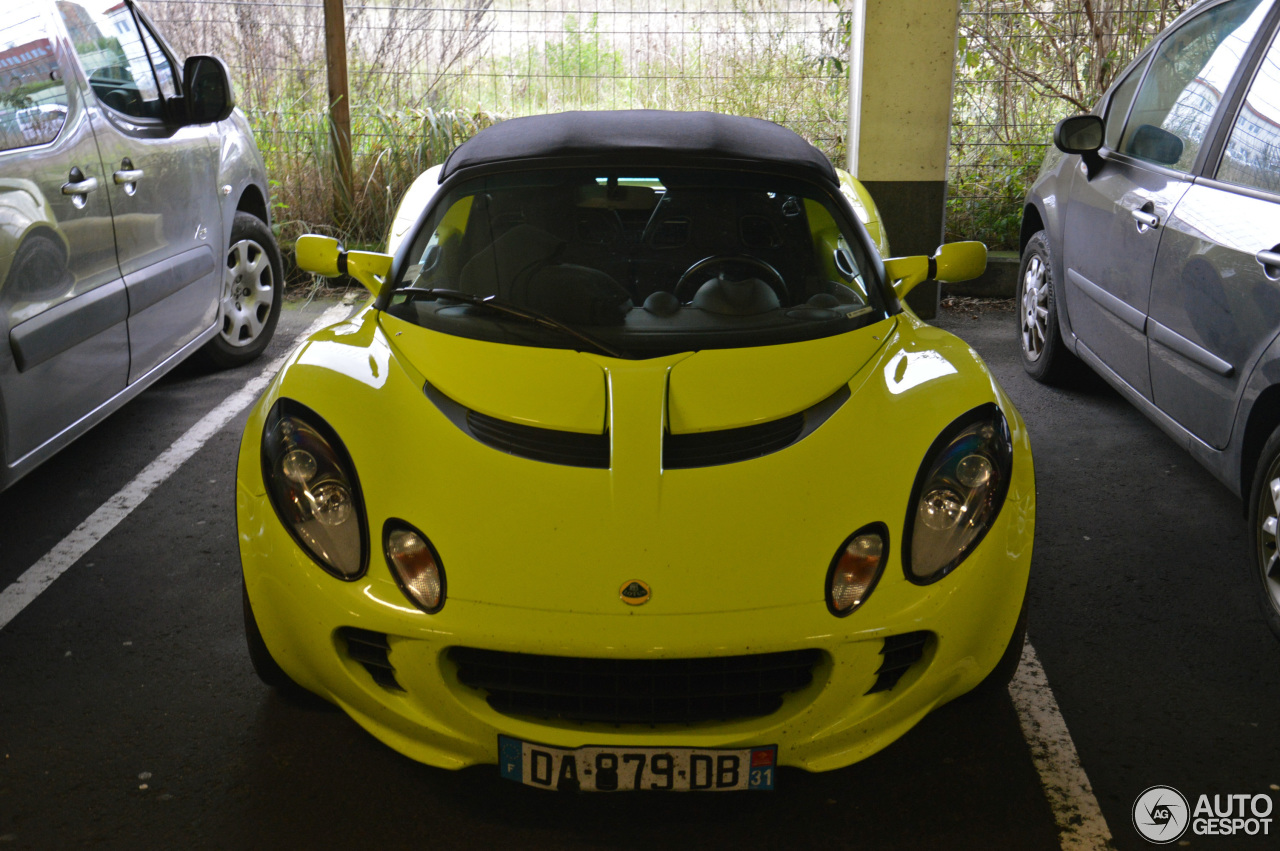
236, 110, 1034, 791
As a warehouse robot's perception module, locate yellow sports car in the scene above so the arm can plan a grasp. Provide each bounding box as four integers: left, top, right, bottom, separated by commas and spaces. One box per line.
237, 110, 1033, 791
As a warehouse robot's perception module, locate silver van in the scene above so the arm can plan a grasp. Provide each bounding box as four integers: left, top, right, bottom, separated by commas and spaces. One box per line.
1018, 0, 1280, 639
0, 0, 281, 491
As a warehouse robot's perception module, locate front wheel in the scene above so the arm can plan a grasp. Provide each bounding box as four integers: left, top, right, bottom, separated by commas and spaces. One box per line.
1247, 428, 1280, 642
202, 212, 283, 369
243, 583, 302, 693
1018, 231, 1077, 385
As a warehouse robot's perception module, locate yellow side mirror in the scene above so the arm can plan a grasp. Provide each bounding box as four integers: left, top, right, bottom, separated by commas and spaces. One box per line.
934, 241, 987, 284
294, 234, 393, 296
295, 234, 343, 278
884, 241, 988, 300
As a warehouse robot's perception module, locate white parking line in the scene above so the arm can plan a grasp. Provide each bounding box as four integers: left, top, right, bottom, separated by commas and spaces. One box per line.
1011, 641, 1115, 850
0, 303, 352, 631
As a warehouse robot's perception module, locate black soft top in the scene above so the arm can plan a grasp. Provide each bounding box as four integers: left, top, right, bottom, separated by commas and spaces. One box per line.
439, 110, 839, 187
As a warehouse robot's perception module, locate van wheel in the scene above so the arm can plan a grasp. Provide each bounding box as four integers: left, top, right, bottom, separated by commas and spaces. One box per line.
1018, 231, 1077, 384
1247, 428, 1280, 642
203, 212, 283, 369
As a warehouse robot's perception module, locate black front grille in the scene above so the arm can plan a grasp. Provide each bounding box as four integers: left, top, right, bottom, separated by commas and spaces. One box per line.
466, 410, 610, 468
449, 647, 822, 724
339, 627, 403, 691
865, 631, 929, 694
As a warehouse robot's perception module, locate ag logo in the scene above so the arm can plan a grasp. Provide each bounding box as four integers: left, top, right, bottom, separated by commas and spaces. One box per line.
1133, 785, 1189, 843
619, 580, 651, 605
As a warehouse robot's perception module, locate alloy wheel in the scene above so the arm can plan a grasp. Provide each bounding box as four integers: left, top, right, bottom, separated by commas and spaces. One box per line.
1020, 255, 1049, 361
1257, 466, 1280, 618
220, 238, 276, 348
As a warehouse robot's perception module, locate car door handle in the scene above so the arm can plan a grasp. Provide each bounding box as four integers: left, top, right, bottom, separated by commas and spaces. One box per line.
1131, 209, 1160, 231
61, 167, 98, 208
113, 158, 143, 196
1258, 248, 1280, 281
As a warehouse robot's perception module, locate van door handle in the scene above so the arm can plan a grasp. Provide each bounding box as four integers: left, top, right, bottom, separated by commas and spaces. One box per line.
61, 166, 98, 208
113, 158, 143, 196
1131, 208, 1160, 231
1258, 248, 1280, 281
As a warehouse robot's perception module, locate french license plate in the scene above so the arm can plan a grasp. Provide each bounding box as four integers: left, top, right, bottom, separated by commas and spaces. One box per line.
499, 736, 776, 791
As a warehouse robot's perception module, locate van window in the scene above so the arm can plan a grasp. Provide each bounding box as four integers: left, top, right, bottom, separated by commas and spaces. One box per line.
0, 10, 68, 152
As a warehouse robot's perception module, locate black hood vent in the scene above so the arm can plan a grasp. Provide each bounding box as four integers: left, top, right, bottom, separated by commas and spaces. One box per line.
664, 384, 849, 469
425, 381, 609, 468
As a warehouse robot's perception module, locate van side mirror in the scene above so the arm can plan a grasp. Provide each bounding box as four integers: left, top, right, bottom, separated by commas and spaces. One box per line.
182, 55, 235, 124
1054, 115, 1104, 179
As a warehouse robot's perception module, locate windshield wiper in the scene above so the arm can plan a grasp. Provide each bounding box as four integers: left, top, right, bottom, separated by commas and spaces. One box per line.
400, 287, 626, 359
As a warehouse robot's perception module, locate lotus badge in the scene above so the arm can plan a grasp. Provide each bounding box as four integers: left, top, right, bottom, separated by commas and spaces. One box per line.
619, 580, 651, 606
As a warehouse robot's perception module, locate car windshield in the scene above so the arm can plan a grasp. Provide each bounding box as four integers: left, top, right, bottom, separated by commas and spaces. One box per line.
387, 168, 889, 358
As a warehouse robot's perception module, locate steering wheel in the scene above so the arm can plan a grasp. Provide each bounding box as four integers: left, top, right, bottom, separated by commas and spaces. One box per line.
674, 255, 787, 303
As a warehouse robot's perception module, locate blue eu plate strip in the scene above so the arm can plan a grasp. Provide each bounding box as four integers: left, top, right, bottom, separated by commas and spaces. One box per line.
499, 735, 523, 783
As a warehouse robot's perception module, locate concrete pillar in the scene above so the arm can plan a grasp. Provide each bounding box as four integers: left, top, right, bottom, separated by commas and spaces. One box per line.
854, 0, 959, 319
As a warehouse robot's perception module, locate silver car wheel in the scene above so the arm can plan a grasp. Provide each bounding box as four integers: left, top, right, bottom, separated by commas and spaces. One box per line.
1020, 254, 1049, 361
1257, 467, 1280, 619
221, 238, 276, 348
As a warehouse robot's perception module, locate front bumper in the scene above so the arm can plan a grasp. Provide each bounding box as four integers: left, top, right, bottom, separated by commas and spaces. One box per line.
238, 463, 1032, 774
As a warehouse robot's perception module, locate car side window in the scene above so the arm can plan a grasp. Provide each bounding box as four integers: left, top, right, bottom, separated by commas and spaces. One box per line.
1216, 28, 1280, 194
1118, 0, 1266, 171
1104, 56, 1150, 150
0, 10, 69, 152
60, 1, 173, 120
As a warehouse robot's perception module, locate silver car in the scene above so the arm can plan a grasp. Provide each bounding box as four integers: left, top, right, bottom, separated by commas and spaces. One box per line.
1018, 0, 1280, 639
0, 0, 282, 490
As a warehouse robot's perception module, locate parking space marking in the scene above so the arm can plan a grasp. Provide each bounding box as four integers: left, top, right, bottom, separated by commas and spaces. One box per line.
1012, 641, 1114, 850
0, 303, 353, 631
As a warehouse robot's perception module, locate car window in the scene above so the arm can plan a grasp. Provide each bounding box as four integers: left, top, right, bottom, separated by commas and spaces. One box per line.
1217, 27, 1280, 194
391, 169, 887, 358
1104, 55, 1150, 149
0, 10, 69, 152
1118, 0, 1267, 171
60, 1, 173, 120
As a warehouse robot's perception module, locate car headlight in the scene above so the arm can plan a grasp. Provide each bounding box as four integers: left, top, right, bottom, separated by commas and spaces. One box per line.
904, 403, 1013, 584
261, 399, 367, 579
826, 522, 888, 616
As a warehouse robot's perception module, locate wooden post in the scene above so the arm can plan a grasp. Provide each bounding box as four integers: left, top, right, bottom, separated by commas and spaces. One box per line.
323, 0, 352, 227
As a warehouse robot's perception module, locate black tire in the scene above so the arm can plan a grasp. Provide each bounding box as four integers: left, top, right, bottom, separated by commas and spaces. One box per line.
964, 597, 1028, 699
1247, 427, 1280, 642
1017, 231, 1078, 385
242, 582, 302, 692
202, 212, 283, 369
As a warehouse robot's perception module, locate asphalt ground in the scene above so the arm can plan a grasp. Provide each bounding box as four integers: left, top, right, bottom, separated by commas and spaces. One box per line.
1, 296, 1277, 849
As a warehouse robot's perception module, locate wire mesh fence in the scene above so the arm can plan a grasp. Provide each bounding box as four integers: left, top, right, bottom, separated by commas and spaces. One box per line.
144, 0, 850, 246
140, 0, 1197, 254
948, 0, 1190, 249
